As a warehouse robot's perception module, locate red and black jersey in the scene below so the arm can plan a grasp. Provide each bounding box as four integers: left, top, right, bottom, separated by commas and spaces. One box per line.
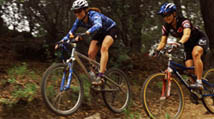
162, 17, 204, 44
162, 17, 209, 61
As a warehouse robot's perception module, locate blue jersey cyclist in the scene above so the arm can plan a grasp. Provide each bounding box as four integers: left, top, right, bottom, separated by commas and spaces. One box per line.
155, 3, 209, 89
58, 0, 119, 85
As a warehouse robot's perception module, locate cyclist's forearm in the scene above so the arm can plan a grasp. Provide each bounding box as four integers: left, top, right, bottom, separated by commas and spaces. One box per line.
179, 28, 191, 44
156, 43, 166, 51
156, 36, 167, 51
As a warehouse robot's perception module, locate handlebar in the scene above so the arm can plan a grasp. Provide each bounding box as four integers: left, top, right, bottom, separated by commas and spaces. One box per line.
149, 43, 180, 58
56, 32, 87, 46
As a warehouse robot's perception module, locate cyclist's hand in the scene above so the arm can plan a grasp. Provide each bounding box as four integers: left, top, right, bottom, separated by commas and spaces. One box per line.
74, 35, 83, 42
149, 49, 160, 57
170, 42, 182, 51
55, 39, 65, 50
55, 44, 59, 50
69, 33, 74, 39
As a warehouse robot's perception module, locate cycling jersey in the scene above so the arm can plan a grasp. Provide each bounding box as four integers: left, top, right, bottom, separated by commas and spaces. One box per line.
162, 16, 209, 61
63, 10, 116, 41
162, 17, 204, 41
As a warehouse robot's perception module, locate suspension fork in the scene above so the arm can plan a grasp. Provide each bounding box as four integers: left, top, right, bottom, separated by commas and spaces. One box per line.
160, 68, 172, 100
60, 43, 76, 91
60, 63, 73, 91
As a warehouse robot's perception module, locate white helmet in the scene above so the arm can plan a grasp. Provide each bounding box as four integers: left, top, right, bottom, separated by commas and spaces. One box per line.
72, 0, 88, 10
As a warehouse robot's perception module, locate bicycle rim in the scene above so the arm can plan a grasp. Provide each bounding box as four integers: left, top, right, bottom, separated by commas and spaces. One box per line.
141, 73, 184, 119
202, 68, 214, 114
41, 63, 83, 116
102, 68, 130, 113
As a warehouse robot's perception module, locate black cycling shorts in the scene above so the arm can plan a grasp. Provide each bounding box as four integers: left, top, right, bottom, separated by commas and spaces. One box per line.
184, 34, 209, 61
92, 26, 119, 45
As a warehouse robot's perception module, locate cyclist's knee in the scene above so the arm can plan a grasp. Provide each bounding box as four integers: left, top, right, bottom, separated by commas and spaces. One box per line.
88, 51, 96, 59
192, 51, 202, 60
100, 46, 108, 53
192, 47, 203, 59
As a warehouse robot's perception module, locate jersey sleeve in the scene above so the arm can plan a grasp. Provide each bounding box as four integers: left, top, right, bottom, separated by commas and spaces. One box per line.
162, 25, 169, 36
86, 12, 102, 34
70, 19, 80, 34
182, 20, 191, 29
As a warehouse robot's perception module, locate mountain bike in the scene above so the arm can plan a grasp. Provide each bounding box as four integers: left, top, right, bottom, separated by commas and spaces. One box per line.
41, 33, 130, 116
141, 44, 214, 119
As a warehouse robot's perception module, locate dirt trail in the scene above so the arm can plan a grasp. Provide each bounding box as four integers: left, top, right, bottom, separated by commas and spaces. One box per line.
0, 37, 214, 119
1, 67, 214, 119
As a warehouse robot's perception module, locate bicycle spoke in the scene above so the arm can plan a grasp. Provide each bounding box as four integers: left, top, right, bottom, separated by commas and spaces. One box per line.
202, 68, 214, 113
102, 68, 130, 113
41, 63, 83, 116
141, 73, 184, 119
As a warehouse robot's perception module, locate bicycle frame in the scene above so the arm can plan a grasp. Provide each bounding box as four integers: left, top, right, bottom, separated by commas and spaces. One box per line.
162, 51, 214, 98
59, 42, 122, 91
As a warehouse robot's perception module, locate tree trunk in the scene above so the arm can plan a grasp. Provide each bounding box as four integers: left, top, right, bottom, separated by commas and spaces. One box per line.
173, 0, 183, 17
200, 0, 214, 52
200, 0, 214, 67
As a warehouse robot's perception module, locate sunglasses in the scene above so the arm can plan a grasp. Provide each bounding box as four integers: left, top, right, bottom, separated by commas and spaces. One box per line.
161, 13, 172, 17
74, 9, 82, 14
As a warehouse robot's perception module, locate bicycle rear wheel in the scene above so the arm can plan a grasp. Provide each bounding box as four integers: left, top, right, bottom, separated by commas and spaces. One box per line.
102, 68, 130, 113
141, 73, 184, 119
41, 63, 83, 116
202, 68, 214, 114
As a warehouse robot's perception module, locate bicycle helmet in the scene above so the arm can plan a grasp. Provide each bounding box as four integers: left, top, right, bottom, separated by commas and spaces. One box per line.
158, 2, 176, 15
72, 0, 88, 10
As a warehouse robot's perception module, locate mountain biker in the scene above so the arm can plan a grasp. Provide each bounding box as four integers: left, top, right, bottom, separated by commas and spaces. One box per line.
155, 2, 209, 89
56, 0, 118, 85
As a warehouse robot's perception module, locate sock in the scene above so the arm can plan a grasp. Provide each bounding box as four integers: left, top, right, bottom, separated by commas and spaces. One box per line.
97, 72, 104, 77
196, 79, 202, 84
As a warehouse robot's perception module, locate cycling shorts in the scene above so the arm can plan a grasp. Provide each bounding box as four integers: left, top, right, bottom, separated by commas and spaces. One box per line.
92, 26, 119, 45
184, 34, 209, 61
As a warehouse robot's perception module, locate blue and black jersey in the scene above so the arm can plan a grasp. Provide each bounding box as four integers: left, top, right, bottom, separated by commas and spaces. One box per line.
63, 10, 116, 41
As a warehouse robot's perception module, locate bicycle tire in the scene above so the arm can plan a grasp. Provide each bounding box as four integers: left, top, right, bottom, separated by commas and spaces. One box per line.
102, 68, 130, 113
141, 73, 184, 119
202, 68, 214, 114
41, 63, 84, 116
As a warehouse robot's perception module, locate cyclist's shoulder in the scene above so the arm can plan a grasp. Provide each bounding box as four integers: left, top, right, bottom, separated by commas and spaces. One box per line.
88, 9, 102, 16
176, 16, 191, 26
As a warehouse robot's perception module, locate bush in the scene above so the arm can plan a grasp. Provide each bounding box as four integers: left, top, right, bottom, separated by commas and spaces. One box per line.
0, 62, 39, 106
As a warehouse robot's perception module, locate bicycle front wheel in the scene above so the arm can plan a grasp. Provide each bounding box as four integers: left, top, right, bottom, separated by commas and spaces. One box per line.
41, 63, 83, 116
141, 73, 184, 119
202, 68, 214, 114
102, 68, 130, 113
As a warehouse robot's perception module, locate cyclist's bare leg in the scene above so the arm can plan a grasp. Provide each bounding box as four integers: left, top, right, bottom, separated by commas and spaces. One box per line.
99, 35, 114, 73
192, 46, 204, 81
88, 40, 99, 70
88, 40, 99, 59
189, 45, 204, 89
185, 59, 194, 68
185, 59, 195, 83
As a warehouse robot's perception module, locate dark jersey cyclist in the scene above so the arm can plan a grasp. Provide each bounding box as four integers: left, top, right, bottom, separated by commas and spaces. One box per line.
56, 0, 118, 85
155, 2, 209, 89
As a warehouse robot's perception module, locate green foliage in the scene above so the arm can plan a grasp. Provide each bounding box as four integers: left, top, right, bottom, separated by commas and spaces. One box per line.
124, 109, 141, 119
8, 62, 27, 76
109, 45, 132, 69
0, 62, 39, 106
79, 74, 91, 102
12, 83, 38, 102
